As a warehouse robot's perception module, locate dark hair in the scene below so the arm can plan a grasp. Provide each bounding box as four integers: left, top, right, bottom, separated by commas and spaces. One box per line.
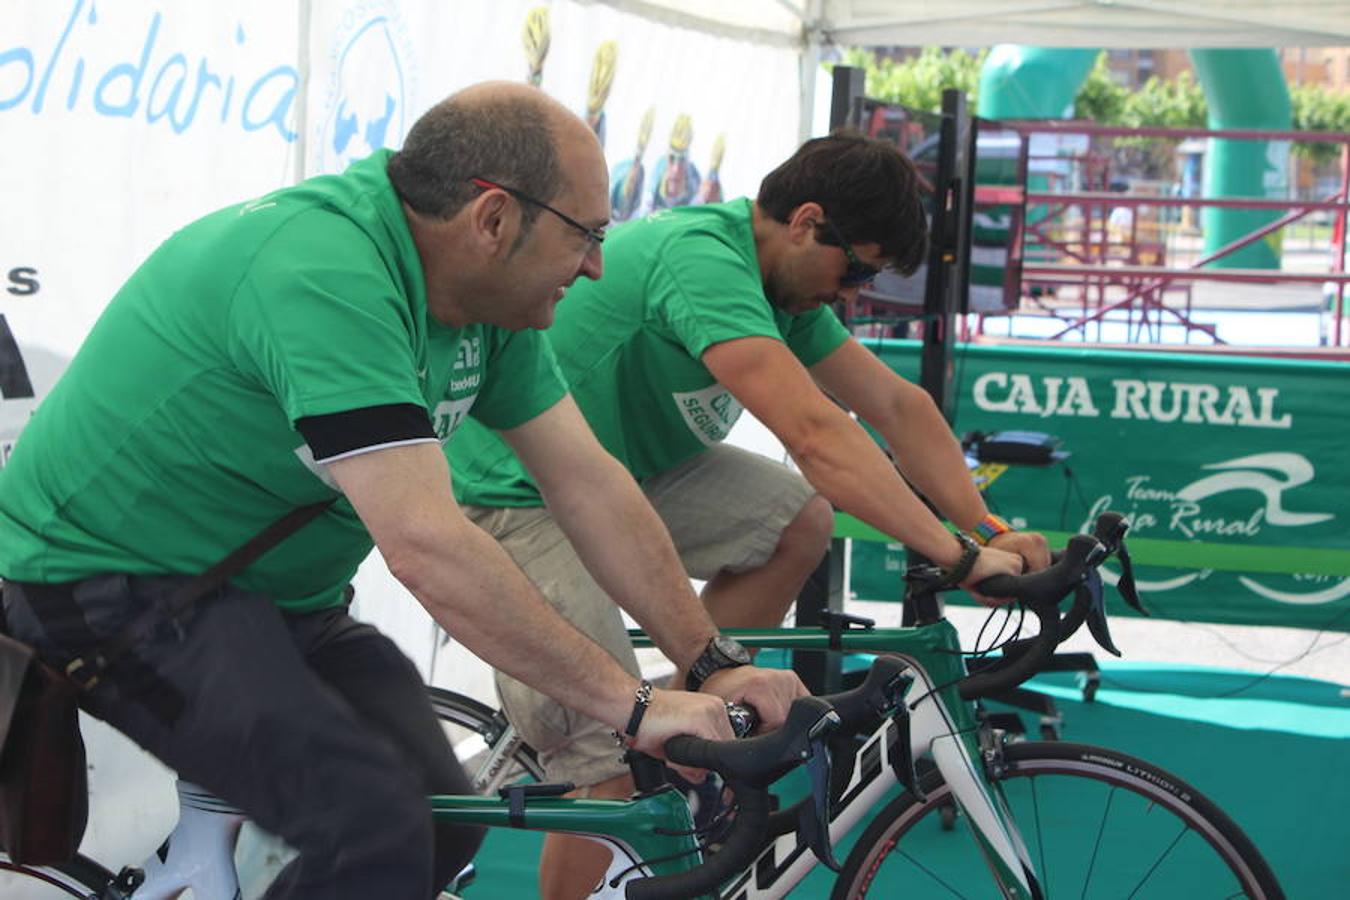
757, 131, 928, 275
387, 93, 561, 229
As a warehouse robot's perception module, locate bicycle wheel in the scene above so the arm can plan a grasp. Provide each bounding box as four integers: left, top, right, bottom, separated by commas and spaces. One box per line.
831, 741, 1284, 899
426, 685, 544, 794
0, 851, 130, 899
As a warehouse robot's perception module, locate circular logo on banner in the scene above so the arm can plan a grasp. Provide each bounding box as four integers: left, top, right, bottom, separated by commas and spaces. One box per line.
0, 308, 71, 471
314, 2, 417, 175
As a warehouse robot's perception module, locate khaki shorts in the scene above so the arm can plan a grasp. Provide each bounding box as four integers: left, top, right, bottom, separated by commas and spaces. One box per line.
462, 443, 817, 788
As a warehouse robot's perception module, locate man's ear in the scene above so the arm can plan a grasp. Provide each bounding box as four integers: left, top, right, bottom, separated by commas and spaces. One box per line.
468, 191, 520, 257
785, 201, 825, 245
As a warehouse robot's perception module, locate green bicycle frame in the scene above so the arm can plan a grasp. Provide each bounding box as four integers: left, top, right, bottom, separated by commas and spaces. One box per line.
429, 785, 703, 890
428, 620, 1041, 899
634, 621, 1041, 898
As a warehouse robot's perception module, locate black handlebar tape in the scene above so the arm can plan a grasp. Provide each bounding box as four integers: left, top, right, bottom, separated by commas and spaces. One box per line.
625, 779, 770, 900
958, 535, 1100, 699
817, 656, 909, 733
662, 696, 835, 788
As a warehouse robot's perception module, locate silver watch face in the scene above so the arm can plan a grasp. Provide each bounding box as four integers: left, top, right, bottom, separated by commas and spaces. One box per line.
713, 635, 752, 665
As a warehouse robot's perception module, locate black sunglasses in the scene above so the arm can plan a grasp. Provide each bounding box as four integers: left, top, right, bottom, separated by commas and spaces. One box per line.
818, 218, 880, 287
470, 177, 606, 247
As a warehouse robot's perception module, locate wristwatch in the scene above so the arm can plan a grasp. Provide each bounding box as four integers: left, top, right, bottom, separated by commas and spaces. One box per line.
685, 634, 752, 692
937, 531, 982, 588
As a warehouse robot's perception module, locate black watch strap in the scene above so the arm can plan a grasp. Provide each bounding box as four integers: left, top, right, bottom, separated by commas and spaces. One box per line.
938, 532, 981, 588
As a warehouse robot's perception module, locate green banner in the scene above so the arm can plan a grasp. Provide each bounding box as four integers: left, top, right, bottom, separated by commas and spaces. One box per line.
848, 340, 1350, 633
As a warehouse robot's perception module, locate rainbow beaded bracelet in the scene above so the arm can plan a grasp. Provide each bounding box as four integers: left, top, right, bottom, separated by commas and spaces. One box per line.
968, 512, 1014, 545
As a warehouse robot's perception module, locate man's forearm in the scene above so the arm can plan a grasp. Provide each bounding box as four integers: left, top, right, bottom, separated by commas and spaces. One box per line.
539, 460, 717, 671
878, 394, 989, 531
392, 524, 639, 730
789, 410, 964, 567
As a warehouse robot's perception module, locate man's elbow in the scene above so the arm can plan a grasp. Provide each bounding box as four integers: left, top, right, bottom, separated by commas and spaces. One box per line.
379, 522, 462, 601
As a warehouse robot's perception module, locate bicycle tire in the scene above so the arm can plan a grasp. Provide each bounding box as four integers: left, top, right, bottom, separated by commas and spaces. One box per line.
0, 851, 130, 899
830, 741, 1284, 899
426, 685, 545, 794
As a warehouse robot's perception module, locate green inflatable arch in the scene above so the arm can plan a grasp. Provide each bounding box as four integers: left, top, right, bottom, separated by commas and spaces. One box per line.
978, 47, 1292, 268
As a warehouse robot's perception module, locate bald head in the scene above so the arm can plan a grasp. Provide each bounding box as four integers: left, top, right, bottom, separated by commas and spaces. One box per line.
388, 80, 598, 225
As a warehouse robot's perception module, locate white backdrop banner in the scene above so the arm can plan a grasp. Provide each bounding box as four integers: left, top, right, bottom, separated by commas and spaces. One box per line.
0, 0, 801, 688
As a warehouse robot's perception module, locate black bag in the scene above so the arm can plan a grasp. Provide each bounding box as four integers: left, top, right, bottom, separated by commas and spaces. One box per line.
0, 631, 87, 865
0, 499, 333, 866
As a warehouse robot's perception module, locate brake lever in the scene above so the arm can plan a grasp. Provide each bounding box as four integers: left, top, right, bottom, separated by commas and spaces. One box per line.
887, 698, 924, 802
1079, 569, 1122, 657
1114, 540, 1148, 615
795, 732, 841, 872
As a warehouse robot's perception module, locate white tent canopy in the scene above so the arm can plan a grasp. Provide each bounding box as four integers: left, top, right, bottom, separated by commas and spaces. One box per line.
601, 0, 1350, 140
606, 0, 1350, 48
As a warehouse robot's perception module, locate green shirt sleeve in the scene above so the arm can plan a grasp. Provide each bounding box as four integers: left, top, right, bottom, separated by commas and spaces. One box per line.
469, 326, 568, 431
651, 230, 782, 358
227, 208, 423, 422
783, 304, 851, 368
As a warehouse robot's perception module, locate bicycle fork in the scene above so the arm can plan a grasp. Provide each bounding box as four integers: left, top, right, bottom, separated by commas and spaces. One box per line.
913, 688, 1043, 900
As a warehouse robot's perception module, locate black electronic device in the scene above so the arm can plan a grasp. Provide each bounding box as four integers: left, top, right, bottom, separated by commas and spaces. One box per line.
963, 430, 1066, 466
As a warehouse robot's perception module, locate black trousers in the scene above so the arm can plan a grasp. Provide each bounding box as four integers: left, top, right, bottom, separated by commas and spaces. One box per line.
2, 575, 484, 899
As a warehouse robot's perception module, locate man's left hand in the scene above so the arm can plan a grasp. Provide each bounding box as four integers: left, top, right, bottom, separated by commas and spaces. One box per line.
989, 530, 1051, 572
697, 665, 808, 731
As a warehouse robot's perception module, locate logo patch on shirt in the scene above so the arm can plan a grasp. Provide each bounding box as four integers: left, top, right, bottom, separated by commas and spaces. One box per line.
672, 384, 743, 446
432, 397, 475, 442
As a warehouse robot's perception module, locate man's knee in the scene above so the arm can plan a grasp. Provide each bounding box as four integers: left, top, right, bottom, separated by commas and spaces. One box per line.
283, 744, 434, 867
776, 494, 834, 563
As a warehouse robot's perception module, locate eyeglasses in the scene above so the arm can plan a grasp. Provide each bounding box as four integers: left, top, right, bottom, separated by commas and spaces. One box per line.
817, 218, 880, 287
469, 177, 606, 247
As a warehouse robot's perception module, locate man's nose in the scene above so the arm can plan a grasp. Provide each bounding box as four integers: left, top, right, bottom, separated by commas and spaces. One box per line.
579, 241, 604, 281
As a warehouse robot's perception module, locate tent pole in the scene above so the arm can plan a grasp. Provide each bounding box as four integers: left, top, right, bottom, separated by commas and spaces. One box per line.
797, 0, 823, 142
293, 0, 313, 185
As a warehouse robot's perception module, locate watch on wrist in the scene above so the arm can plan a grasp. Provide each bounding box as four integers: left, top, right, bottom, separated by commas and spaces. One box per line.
938, 531, 981, 588
684, 634, 751, 692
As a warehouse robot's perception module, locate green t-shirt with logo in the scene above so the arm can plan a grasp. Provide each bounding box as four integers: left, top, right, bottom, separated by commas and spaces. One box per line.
0, 151, 565, 611
449, 199, 849, 507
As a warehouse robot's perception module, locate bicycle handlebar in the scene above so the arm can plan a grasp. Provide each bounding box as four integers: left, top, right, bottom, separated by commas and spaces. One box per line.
627, 513, 1136, 896
955, 511, 1134, 699
626, 657, 914, 898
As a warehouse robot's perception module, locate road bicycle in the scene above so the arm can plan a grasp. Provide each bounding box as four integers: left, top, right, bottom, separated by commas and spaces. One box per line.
1, 512, 1285, 898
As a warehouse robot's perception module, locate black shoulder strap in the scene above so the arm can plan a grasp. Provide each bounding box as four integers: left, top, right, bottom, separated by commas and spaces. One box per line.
65, 501, 335, 689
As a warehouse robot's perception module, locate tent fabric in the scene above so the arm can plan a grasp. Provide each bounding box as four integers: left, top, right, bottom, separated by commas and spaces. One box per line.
617, 0, 1350, 48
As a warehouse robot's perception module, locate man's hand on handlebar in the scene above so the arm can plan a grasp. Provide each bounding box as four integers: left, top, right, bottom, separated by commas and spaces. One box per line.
989, 529, 1052, 572
961, 544, 1026, 607
698, 665, 808, 731
629, 689, 736, 783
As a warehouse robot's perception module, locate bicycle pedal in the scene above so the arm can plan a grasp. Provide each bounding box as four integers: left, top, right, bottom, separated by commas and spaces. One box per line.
114, 867, 146, 892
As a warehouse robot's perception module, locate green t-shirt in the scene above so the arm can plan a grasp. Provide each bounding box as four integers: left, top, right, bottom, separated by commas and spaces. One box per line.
449, 199, 849, 507
0, 151, 566, 611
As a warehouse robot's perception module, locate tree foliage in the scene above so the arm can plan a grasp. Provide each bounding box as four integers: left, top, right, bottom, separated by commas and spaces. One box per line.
1290, 84, 1350, 163
1072, 52, 1126, 124
837, 49, 1348, 165
838, 46, 987, 114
